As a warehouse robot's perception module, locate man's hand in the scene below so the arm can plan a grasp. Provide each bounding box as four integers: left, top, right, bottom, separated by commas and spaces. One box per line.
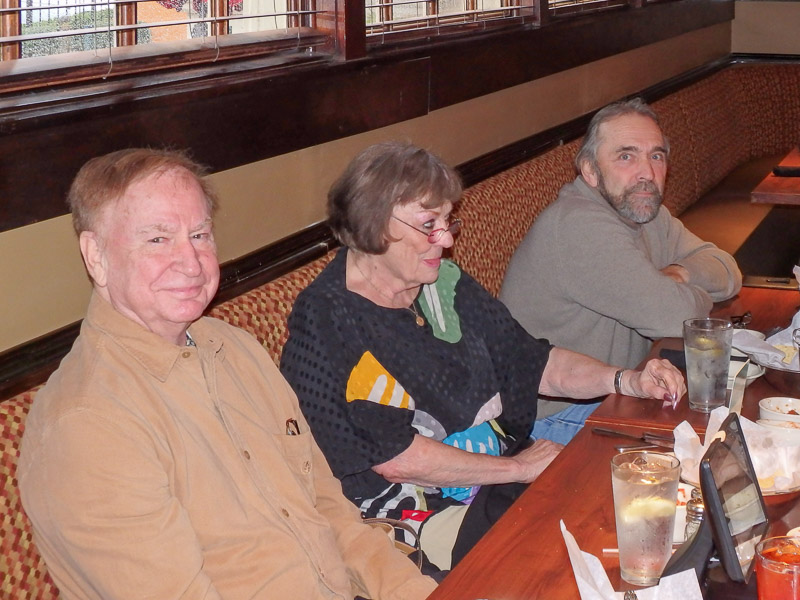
623, 359, 687, 408
660, 264, 690, 284
511, 439, 563, 482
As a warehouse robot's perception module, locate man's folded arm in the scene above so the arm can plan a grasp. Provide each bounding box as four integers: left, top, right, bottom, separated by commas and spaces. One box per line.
670, 234, 743, 301
559, 220, 714, 340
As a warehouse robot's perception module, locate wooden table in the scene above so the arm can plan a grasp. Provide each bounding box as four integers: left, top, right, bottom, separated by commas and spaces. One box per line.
588, 286, 800, 435
751, 147, 800, 205
428, 286, 800, 600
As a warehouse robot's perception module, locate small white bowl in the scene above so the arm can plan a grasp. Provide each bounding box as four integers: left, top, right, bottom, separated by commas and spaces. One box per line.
727, 361, 765, 387
759, 397, 800, 423
757, 419, 800, 443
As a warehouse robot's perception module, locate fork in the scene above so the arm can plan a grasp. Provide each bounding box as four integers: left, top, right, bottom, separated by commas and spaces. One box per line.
730, 311, 752, 328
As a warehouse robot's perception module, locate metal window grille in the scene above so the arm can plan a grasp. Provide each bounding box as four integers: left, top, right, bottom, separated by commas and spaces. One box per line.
365, 0, 537, 39
0, 0, 321, 62
549, 0, 628, 17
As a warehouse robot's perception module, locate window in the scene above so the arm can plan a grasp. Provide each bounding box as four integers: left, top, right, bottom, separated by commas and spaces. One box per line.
0, 0, 327, 69
365, 0, 539, 40
548, 0, 628, 18
0, 0, 681, 94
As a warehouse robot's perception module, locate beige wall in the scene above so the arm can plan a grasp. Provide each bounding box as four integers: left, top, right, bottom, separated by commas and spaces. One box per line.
733, 1, 800, 55
0, 23, 731, 352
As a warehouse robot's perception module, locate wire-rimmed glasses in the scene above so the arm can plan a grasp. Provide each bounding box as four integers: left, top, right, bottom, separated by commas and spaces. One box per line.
392, 215, 462, 244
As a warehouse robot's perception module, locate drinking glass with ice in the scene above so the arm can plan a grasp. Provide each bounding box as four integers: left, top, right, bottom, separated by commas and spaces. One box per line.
683, 318, 733, 413
611, 451, 681, 586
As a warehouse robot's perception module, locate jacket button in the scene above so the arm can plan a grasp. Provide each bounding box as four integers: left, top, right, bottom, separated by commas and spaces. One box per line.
243, 450, 251, 460
182, 351, 191, 358
281, 508, 290, 518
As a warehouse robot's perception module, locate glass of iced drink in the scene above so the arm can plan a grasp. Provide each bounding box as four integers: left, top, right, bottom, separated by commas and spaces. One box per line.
683, 318, 733, 413
611, 451, 681, 586
756, 537, 800, 600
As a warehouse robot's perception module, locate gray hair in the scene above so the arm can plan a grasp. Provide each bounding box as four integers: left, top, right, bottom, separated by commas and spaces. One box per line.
327, 141, 462, 254
574, 98, 670, 174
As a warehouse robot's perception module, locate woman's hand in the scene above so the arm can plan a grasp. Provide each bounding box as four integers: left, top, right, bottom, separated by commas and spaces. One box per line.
621, 358, 686, 407
373, 435, 563, 487
511, 439, 563, 482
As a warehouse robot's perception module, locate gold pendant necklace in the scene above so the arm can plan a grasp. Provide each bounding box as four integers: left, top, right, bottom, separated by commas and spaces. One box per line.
352, 255, 425, 327
407, 302, 425, 327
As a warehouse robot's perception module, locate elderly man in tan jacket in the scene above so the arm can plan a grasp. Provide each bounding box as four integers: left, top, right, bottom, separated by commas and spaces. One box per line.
19, 148, 436, 600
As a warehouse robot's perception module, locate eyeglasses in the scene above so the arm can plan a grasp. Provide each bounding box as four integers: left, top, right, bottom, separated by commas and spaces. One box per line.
391, 215, 462, 244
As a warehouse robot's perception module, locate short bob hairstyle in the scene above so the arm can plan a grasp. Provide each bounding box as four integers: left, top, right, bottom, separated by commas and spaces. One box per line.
328, 141, 462, 254
68, 148, 218, 236
574, 98, 670, 174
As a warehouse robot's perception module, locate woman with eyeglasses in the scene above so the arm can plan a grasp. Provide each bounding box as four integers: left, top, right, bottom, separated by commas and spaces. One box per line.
280, 141, 684, 573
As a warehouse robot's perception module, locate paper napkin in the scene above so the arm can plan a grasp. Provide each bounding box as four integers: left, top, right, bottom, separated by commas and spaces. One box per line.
560, 520, 703, 600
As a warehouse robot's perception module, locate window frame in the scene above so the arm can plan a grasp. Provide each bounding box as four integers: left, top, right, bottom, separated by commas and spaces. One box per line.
0, 0, 340, 89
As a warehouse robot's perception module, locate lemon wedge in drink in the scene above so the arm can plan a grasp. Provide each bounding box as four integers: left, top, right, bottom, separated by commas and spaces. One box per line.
688, 336, 724, 356
620, 497, 675, 523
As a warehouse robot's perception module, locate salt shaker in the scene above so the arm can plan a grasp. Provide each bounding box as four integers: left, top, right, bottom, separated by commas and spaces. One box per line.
684, 487, 705, 541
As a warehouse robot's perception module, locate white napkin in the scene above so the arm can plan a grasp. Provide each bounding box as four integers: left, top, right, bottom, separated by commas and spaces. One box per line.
673, 407, 800, 493
560, 521, 703, 600
733, 269, 800, 370
732, 326, 800, 370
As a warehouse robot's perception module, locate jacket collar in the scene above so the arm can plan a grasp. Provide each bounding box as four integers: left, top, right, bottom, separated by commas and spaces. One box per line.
85, 292, 222, 382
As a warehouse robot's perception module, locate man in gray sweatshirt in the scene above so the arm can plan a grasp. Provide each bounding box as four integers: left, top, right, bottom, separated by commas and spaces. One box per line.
500, 98, 742, 444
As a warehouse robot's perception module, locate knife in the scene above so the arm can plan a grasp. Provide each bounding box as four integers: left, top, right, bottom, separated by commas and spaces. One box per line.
727, 358, 749, 415
591, 427, 674, 448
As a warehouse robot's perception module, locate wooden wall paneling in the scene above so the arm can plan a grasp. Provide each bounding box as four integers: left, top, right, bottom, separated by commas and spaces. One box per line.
428, 0, 734, 109
0, 57, 431, 233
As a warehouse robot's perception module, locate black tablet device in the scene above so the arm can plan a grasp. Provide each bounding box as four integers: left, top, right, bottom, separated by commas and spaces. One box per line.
662, 413, 769, 584
699, 413, 770, 583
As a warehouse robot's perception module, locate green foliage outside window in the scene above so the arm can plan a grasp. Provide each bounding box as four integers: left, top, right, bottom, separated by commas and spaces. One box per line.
21, 9, 152, 58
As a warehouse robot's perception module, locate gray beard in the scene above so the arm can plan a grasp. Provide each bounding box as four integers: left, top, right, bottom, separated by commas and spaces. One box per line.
597, 174, 663, 224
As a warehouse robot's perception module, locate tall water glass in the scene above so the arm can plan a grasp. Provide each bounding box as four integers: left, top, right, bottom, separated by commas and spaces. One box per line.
683, 318, 733, 413
611, 451, 680, 586
756, 537, 800, 600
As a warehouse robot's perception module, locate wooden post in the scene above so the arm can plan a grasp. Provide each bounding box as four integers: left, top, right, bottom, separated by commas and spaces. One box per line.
316, 0, 366, 59
212, 0, 228, 36
1, 0, 21, 61
115, 2, 137, 46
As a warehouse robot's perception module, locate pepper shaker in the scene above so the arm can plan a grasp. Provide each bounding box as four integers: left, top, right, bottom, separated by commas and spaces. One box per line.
684, 487, 705, 541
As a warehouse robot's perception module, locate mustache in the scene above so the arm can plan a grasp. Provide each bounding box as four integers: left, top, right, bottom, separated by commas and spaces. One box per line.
627, 181, 660, 194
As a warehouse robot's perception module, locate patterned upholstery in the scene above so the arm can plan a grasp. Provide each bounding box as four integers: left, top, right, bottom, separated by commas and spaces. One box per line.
734, 64, 800, 160
2, 63, 800, 598
0, 385, 58, 600
207, 251, 336, 366
452, 140, 581, 296
658, 64, 800, 216
652, 91, 699, 218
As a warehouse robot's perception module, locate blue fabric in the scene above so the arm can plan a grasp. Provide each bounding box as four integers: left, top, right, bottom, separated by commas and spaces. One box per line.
530, 402, 600, 445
